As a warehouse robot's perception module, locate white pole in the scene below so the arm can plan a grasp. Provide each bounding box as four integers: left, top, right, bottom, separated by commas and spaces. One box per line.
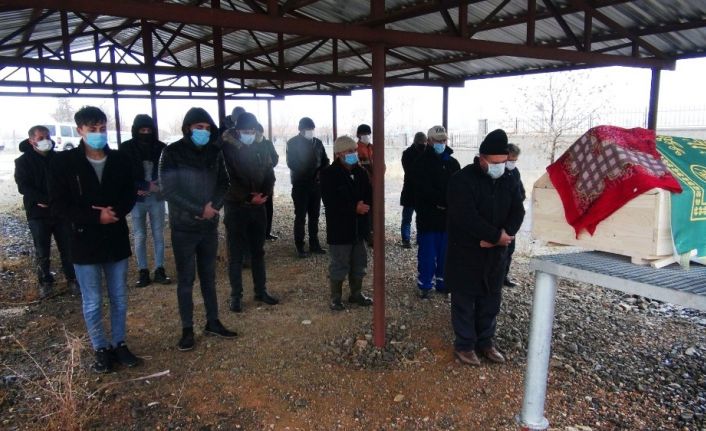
518, 270, 558, 430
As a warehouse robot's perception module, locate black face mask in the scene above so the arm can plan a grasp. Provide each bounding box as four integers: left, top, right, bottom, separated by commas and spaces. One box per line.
138, 132, 152, 143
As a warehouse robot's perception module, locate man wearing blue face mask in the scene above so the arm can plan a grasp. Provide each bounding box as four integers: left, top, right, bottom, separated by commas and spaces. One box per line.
320, 136, 373, 310
219, 113, 278, 313
410, 125, 460, 300
446, 129, 525, 366
48, 106, 141, 373
160, 107, 237, 352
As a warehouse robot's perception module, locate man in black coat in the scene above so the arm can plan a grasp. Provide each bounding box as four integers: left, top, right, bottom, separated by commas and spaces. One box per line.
411, 126, 460, 299
159, 107, 237, 352
48, 106, 141, 373
220, 113, 279, 313
255, 122, 280, 241
15, 125, 76, 298
119, 114, 171, 288
504, 143, 527, 288
286, 117, 330, 257
321, 136, 373, 310
399, 131, 426, 248
446, 129, 525, 366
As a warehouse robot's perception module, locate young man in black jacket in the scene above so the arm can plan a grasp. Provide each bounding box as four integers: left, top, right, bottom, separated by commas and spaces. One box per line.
220, 113, 279, 313
446, 129, 525, 366
320, 136, 373, 311
119, 114, 171, 288
286, 117, 330, 258
15, 125, 77, 298
255, 122, 280, 241
399, 131, 427, 248
503, 143, 526, 288
410, 126, 460, 299
48, 106, 141, 373
159, 107, 237, 352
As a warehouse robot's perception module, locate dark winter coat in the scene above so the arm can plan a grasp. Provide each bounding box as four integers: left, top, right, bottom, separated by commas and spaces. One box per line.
399, 142, 425, 207
119, 117, 167, 202
320, 159, 372, 245
507, 167, 527, 201
15, 139, 56, 220
257, 136, 279, 167
286, 134, 330, 187
445, 157, 526, 295
47, 143, 136, 264
220, 129, 275, 205
410, 145, 461, 232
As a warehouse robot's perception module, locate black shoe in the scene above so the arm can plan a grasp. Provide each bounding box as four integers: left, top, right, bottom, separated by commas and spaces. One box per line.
153, 267, 172, 285
204, 320, 238, 338
504, 277, 518, 288
401, 240, 412, 249
255, 292, 279, 305
38, 282, 55, 299
348, 294, 373, 306
330, 300, 345, 311
309, 244, 327, 254
178, 327, 195, 351
135, 269, 151, 288
113, 341, 142, 367
296, 248, 309, 258
266, 234, 278, 241
67, 279, 81, 296
230, 297, 242, 313
93, 347, 113, 373
418, 289, 431, 300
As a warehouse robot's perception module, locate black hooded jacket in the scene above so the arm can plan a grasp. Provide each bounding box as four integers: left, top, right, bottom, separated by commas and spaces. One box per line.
47, 143, 136, 264
410, 145, 461, 232
159, 108, 229, 232
119, 114, 167, 202
14, 138, 56, 220
445, 157, 525, 295
399, 142, 426, 207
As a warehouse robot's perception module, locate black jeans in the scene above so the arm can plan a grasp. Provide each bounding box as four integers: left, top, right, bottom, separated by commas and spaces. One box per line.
171, 228, 220, 328
451, 288, 503, 352
224, 203, 267, 300
505, 238, 516, 277
265, 194, 274, 236
291, 183, 322, 248
27, 218, 75, 283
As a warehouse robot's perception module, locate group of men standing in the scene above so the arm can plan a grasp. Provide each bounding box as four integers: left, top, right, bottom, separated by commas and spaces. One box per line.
14, 104, 524, 372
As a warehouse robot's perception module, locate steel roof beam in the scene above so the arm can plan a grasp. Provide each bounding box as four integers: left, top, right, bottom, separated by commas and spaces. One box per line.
542, 0, 582, 51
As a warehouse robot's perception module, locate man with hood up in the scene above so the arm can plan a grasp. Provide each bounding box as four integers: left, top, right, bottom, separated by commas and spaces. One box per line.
446, 129, 525, 366
119, 114, 171, 288
159, 107, 237, 352
15, 125, 77, 298
220, 113, 279, 313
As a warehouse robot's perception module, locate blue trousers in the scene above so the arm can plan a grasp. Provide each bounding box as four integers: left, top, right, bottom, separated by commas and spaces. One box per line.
416, 231, 447, 291
130, 197, 166, 270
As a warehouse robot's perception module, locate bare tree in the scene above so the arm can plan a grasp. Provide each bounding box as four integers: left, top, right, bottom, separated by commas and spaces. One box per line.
51, 98, 74, 123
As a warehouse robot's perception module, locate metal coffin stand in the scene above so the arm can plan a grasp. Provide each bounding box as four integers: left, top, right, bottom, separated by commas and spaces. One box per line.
518, 251, 706, 430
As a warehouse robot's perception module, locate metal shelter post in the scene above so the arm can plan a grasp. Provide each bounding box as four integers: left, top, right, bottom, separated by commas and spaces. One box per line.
332, 94, 338, 140
442, 85, 449, 130
211, 0, 226, 127
519, 270, 557, 431
109, 47, 121, 144
267, 98, 273, 140
647, 68, 661, 130
372, 42, 385, 348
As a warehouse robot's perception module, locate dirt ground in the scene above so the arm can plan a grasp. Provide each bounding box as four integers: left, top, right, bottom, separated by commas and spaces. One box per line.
0, 149, 704, 430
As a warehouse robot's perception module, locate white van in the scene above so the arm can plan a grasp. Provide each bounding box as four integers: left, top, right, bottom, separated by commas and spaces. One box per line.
44, 123, 81, 151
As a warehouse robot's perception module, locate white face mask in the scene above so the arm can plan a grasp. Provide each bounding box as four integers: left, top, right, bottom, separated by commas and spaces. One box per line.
487, 162, 506, 179
506, 161, 516, 170
360, 135, 371, 144
303, 130, 314, 140
36, 139, 53, 152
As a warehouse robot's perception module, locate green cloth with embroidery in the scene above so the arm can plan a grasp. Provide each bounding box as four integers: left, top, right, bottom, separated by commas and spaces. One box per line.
656, 135, 706, 257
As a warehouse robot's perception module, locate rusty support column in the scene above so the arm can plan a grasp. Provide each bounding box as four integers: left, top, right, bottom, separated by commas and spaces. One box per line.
212, 0, 226, 126
267, 98, 273, 139
141, 20, 158, 129
332, 94, 338, 140
372, 43, 385, 348
459, 1, 468, 38
109, 47, 121, 144
527, 0, 536, 45
647, 68, 660, 130
60, 11, 74, 88
442, 85, 449, 130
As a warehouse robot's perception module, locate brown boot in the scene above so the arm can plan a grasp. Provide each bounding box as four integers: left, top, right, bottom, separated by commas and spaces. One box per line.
480, 346, 506, 363
454, 350, 481, 366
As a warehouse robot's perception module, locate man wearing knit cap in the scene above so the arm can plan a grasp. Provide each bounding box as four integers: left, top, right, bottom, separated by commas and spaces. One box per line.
445, 129, 525, 366
355, 124, 373, 178
220, 112, 279, 313
410, 125, 460, 299
119, 114, 171, 288
320, 135, 373, 310
286, 117, 330, 258
160, 107, 237, 352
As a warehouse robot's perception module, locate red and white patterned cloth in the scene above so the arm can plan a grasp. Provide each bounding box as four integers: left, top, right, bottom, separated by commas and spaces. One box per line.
547, 125, 682, 236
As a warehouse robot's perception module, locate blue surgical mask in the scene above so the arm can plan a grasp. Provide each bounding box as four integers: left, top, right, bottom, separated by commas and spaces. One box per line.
487, 162, 506, 179
240, 133, 255, 146
191, 129, 210, 146
343, 152, 359, 166
85, 132, 107, 150
433, 142, 446, 154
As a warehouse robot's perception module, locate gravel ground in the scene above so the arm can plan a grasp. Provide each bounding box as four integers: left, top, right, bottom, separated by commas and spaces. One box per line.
0, 149, 705, 430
